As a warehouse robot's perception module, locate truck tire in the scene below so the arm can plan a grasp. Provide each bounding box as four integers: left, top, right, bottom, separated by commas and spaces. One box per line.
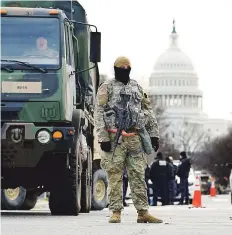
20, 191, 38, 210
49, 135, 82, 216
1, 186, 38, 210
80, 148, 92, 213
1, 187, 26, 210
91, 169, 108, 210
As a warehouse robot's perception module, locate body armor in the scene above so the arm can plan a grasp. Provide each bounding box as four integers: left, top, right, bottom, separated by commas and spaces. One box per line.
103, 80, 145, 131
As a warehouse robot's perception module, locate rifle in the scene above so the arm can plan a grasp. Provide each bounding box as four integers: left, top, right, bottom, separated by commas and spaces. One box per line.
111, 89, 131, 161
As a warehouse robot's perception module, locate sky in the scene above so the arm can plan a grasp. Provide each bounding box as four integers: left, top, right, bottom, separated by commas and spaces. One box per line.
79, 0, 232, 120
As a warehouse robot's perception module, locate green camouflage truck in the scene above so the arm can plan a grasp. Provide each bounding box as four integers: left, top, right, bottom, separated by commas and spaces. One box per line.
1, 0, 108, 215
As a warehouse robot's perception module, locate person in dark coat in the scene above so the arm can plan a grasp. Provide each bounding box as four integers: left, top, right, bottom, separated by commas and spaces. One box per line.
123, 168, 129, 207
166, 156, 177, 204
150, 152, 171, 206
177, 151, 191, 205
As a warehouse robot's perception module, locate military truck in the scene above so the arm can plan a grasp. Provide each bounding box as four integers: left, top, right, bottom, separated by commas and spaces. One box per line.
1, 0, 108, 215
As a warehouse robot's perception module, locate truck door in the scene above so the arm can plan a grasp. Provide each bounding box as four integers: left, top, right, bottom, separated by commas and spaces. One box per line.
64, 23, 76, 119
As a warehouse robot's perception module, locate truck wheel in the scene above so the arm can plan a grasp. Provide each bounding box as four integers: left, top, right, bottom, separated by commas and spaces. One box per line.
91, 169, 108, 210
49, 136, 82, 216
20, 191, 38, 210
1, 187, 26, 210
80, 148, 92, 213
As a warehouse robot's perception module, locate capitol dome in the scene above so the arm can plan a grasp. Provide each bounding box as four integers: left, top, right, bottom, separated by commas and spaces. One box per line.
153, 28, 194, 71
154, 46, 194, 71
148, 20, 203, 117
147, 21, 231, 153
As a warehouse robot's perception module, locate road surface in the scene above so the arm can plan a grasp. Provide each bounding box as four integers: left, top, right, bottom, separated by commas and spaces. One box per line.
1, 195, 232, 235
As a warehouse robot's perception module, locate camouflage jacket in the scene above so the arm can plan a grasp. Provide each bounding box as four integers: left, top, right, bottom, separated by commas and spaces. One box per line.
23, 48, 59, 58
94, 79, 159, 142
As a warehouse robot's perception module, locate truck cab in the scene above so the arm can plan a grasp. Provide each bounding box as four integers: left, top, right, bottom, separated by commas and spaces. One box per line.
1, 3, 107, 216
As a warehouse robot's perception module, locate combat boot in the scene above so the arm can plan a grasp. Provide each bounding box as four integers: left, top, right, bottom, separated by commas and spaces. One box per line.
109, 211, 121, 223
137, 210, 163, 223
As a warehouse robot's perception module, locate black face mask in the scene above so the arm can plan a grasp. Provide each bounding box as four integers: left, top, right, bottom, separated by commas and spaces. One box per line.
114, 66, 131, 85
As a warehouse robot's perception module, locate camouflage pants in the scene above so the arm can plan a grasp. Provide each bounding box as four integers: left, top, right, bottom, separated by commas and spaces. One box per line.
100, 134, 149, 212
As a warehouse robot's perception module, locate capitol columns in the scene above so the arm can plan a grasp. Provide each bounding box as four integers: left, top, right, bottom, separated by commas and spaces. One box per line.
169, 95, 172, 107
188, 95, 191, 107
198, 96, 202, 109
181, 95, 184, 107
167, 95, 170, 106
162, 95, 165, 107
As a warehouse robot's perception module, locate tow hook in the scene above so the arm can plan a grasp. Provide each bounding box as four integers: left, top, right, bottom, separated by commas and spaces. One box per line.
11, 128, 23, 143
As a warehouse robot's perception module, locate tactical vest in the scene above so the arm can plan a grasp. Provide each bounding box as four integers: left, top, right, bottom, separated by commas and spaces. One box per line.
103, 79, 145, 131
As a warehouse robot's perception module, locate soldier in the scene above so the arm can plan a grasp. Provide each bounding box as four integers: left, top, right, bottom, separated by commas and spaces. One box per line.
177, 151, 191, 205
150, 152, 171, 206
24, 37, 58, 58
123, 168, 129, 207
94, 56, 162, 223
145, 164, 151, 204
165, 156, 177, 204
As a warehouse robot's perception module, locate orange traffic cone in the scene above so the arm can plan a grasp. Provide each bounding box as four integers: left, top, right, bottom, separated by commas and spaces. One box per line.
210, 178, 216, 197
192, 175, 202, 208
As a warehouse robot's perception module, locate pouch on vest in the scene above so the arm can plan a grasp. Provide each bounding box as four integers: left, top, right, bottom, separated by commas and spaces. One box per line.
103, 106, 116, 129
138, 127, 154, 155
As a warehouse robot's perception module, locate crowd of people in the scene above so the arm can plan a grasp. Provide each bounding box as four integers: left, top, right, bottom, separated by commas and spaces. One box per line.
123, 151, 192, 206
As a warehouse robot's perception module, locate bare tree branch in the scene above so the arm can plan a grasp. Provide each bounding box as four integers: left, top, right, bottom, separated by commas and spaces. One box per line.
149, 103, 179, 158
175, 121, 209, 155
192, 128, 232, 184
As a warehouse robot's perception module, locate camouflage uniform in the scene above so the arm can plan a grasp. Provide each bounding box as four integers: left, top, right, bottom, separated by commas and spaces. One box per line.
23, 48, 58, 58
94, 56, 162, 223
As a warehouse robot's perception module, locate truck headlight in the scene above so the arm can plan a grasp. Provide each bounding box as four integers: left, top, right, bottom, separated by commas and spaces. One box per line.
37, 130, 51, 144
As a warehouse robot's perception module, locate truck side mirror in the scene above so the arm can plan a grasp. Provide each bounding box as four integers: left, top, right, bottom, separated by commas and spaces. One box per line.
90, 32, 101, 63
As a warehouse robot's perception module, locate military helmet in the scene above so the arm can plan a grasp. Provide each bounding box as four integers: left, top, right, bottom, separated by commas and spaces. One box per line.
114, 56, 131, 68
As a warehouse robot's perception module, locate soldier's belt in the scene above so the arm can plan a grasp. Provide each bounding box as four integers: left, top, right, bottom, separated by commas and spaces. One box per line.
108, 129, 137, 137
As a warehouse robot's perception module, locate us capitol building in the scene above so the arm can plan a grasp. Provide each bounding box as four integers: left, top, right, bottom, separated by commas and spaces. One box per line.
147, 21, 232, 151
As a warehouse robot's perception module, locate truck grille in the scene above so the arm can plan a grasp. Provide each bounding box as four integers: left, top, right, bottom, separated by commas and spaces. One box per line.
1, 144, 18, 162
1, 111, 19, 120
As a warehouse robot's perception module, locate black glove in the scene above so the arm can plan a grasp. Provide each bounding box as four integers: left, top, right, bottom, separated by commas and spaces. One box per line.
150, 137, 159, 152
100, 141, 111, 152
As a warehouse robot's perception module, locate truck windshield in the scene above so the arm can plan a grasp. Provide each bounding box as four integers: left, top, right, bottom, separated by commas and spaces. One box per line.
1, 17, 60, 69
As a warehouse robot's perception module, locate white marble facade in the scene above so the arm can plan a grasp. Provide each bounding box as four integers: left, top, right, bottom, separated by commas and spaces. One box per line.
147, 21, 231, 152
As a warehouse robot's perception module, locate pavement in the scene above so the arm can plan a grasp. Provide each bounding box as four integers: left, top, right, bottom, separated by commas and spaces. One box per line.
1, 195, 232, 235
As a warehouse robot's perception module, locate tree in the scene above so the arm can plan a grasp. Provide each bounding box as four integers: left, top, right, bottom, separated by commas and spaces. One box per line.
192, 128, 232, 183
175, 120, 209, 157
148, 104, 180, 161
